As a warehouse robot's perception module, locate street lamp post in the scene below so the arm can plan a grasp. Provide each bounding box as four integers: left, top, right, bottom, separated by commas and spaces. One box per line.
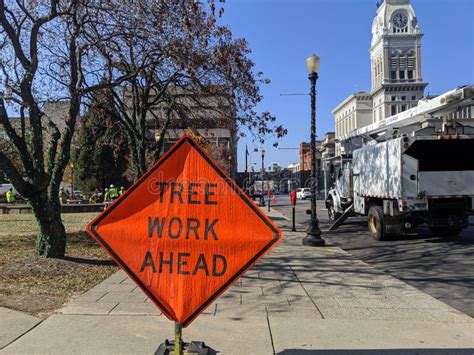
302, 54, 325, 247
250, 165, 255, 196
259, 148, 266, 206
70, 162, 74, 199
248, 166, 253, 196
228, 155, 233, 179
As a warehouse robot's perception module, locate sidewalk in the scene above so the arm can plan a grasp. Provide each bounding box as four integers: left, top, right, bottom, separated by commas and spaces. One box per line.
3, 208, 473, 354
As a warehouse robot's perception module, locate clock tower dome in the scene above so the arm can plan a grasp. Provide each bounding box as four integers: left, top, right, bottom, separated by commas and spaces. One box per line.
370, 0, 427, 122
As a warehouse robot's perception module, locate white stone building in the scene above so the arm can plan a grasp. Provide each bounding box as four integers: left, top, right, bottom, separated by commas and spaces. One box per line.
287, 162, 300, 173
332, 93, 372, 139
370, 0, 427, 121
333, 0, 428, 154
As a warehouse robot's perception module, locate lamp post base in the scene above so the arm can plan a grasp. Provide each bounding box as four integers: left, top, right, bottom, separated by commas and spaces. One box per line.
303, 220, 325, 246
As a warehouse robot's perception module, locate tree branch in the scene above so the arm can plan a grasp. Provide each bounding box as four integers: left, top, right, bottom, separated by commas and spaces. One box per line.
0, 97, 35, 176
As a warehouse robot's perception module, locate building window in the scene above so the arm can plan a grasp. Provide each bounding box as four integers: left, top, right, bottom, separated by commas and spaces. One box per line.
391, 71, 397, 80
391, 96, 396, 101
412, 95, 416, 100
401, 104, 407, 112
391, 105, 396, 116
399, 70, 405, 79
380, 57, 383, 81
407, 70, 413, 79
401, 96, 406, 101
399, 57, 407, 70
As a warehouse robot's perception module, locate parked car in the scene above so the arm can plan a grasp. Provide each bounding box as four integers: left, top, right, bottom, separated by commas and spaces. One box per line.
296, 188, 311, 200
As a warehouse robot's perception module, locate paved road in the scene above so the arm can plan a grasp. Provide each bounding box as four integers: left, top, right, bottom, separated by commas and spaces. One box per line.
271, 194, 474, 317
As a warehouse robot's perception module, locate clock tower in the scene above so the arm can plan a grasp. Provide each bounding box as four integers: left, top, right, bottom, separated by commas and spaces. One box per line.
370, 0, 427, 122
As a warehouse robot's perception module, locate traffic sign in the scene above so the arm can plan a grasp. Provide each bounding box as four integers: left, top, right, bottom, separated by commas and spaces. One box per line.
86, 134, 282, 327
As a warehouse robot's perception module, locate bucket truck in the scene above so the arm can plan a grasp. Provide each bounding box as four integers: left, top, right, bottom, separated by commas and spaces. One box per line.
326, 85, 474, 240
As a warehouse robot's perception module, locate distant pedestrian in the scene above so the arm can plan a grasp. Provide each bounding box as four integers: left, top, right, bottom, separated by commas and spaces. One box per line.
104, 188, 110, 203
89, 190, 99, 204
119, 186, 125, 196
103, 188, 110, 210
6, 188, 16, 204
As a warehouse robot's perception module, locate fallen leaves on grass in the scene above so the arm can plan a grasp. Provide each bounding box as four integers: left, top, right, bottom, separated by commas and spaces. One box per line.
0, 213, 118, 318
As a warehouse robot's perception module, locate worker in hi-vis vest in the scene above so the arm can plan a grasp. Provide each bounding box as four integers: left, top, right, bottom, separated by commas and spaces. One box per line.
109, 184, 119, 200
6, 188, 16, 203
104, 188, 110, 202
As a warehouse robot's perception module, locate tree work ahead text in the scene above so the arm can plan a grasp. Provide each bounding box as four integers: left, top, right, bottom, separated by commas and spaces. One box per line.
140, 181, 227, 277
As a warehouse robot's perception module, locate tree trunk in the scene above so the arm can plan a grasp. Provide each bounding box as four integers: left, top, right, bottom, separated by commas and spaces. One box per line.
30, 192, 66, 258
154, 117, 171, 163
128, 135, 147, 181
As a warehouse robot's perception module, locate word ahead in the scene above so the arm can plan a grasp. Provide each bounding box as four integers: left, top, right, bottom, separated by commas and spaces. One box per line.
140, 251, 227, 277
86, 134, 281, 327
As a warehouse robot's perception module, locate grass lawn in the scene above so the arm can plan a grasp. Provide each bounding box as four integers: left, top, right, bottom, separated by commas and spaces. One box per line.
0, 212, 118, 318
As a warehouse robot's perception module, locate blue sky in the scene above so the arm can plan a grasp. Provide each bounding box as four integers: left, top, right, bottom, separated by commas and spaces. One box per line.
222, 0, 474, 171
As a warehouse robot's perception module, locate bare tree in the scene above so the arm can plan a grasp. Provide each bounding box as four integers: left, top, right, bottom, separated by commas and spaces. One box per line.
95, 0, 286, 179
0, 0, 132, 257
0, 0, 286, 259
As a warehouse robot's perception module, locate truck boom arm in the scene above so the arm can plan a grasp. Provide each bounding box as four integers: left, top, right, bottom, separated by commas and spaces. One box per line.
338, 85, 474, 144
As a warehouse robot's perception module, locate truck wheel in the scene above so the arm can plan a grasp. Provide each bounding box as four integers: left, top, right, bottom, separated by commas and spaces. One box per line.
429, 227, 462, 239
368, 206, 387, 241
327, 201, 342, 222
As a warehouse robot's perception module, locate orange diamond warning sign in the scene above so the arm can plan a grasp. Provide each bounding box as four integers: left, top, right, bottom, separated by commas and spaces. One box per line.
86, 134, 282, 327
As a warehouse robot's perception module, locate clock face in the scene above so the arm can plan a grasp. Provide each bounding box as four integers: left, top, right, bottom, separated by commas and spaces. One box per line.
393, 12, 408, 28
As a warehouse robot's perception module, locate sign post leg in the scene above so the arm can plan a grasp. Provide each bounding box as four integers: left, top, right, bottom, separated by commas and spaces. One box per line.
174, 322, 183, 355
268, 197, 271, 212
292, 206, 296, 232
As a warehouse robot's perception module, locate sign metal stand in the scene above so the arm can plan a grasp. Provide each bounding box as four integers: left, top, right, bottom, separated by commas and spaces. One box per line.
174, 322, 182, 355
155, 322, 214, 355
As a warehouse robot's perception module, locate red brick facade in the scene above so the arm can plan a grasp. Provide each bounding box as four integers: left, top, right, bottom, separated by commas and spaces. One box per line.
299, 141, 322, 171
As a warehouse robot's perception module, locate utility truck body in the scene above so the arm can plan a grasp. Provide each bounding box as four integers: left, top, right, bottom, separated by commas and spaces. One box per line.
326, 85, 474, 240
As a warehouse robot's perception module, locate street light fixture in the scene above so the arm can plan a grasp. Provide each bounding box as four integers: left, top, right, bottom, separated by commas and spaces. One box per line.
250, 164, 255, 194
302, 54, 325, 247
259, 148, 266, 206
69, 162, 75, 198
